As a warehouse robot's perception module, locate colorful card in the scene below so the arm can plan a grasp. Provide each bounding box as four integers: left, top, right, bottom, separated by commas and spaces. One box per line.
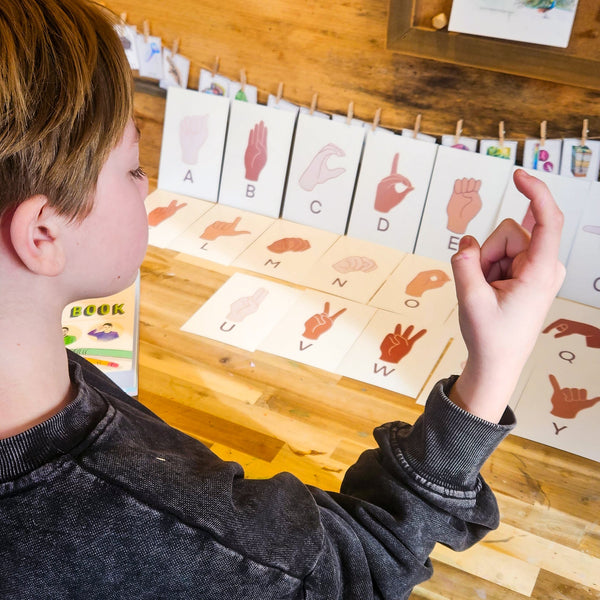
181, 272, 301, 352
135, 34, 163, 80
560, 182, 600, 308
258, 290, 375, 373
282, 113, 366, 234
301, 236, 406, 303
168, 204, 274, 265
346, 130, 438, 253
559, 138, 600, 180
337, 308, 450, 398
198, 69, 230, 96
441, 134, 478, 152
414, 145, 513, 262
494, 167, 590, 265
522, 139, 563, 174
369, 253, 457, 324
158, 87, 230, 202
115, 24, 139, 70
218, 101, 296, 217
228, 83, 258, 104
233, 219, 339, 283
145, 189, 214, 249
479, 139, 518, 165
159, 49, 191, 90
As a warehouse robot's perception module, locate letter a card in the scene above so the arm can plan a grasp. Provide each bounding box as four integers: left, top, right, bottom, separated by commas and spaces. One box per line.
158, 87, 230, 202
414, 146, 513, 262
347, 130, 438, 253
219, 101, 296, 217
282, 113, 366, 234
510, 297, 600, 463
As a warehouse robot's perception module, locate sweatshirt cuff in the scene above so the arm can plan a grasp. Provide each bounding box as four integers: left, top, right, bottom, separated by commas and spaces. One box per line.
379, 376, 515, 499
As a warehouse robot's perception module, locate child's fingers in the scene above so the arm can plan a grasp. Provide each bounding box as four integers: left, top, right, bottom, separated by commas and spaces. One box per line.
450, 235, 487, 306
479, 219, 531, 277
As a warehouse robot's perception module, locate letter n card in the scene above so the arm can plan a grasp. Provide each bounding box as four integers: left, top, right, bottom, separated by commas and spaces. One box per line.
282, 113, 366, 234
218, 101, 296, 217
158, 87, 230, 202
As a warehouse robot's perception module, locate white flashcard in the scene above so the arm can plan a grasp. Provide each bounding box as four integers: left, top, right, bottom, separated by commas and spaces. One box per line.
337, 309, 450, 399
233, 219, 339, 283
441, 134, 478, 152
160, 50, 191, 90
168, 203, 274, 265
401, 129, 437, 144
369, 253, 457, 324
415, 145, 513, 262
258, 290, 376, 373
479, 139, 518, 165
495, 167, 590, 266
301, 236, 406, 304
136, 34, 163, 80
522, 139, 562, 174
282, 113, 366, 234
267, 95, 300, 116
218, 101, 296, 217
347, 130, 438, 253
181, 272, 301, 352
145, 189, 214, 248
559, 139, 600, 180
158, 87, 230, 202
198, 69, 230, 96
560, 183, 600, 308
331, 114, 366, 128
511, 298, 600, 463
228, 83, 258, 104
299, 106, 330, 120
115, 24, 139, 70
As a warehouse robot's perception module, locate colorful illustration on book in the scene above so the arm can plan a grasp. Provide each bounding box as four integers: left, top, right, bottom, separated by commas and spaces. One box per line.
374, 153, 414, 214
267, 237, 311, 253
379, 324, 427, 364
200, 216, 251, 241
148, 199, 188, 227
226, 288, 269, 323
62, 326, 79, 346
88, 322, 120, 342
299, 143, 346, 191
302, 302, 347, 340
244, 121, 268, 182
447, 178, 482, 235
332, 256, 377, 274
405, 270, 451, 297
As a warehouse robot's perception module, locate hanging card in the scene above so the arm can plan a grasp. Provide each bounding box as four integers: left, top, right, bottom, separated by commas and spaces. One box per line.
523, 139, 563, 174
181, 272, 301, 352
145, 189, 214, 248
560, 183, 600, 308
347, 130, 438, 253
228, 82, 258, 104
337, 308, 449, 399
301, 236, 406, 304
136, 34, 163, 80
331, 114, 366, 128
258, 290, 375, 373
267, 95, 299, 116
168, 203, 274, 265
160, 49, 191, 90
401, 129, 437, 144
495, 167, 589, 265
441, 134, 478, 152
233, 219, 339, 283
415, 145, 513, 262
158, 87, 230, 202
198, 69, 230, 96
115, 24, 139, 70
479, 139, 518, 165
218, 101, 296, 217
282, 113, 366, 234
369, 253, 457, 324
299, 106, 330, 120
559, 138, 600, 180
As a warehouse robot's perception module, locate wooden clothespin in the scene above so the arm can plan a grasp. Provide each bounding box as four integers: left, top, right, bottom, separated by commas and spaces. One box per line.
275, 81, 284, 105
371, 108, 382, 132
120, 12, 127, 24
581, 119, 589, 146
240, 69, 247, 92
309, 93, 318, 116
540, 120, 547, 147
211, 56, 220, 77
171, 37, 180, 56
346, 101, 354, 126
413, 114, 422, 139
499, 121, 505, 148
143, 20, 150, 43
454, 119, 463, 146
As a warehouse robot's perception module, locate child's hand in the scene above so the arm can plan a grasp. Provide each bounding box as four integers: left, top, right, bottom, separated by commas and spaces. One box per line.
449, 169, 565, 423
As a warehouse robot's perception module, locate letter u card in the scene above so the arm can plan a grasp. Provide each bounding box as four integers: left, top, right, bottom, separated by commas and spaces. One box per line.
414, 145, 513, 262
158, 87, 230, 202
282, 113, 366, 234
218, 101, 296, 217
346, 130, 438, 253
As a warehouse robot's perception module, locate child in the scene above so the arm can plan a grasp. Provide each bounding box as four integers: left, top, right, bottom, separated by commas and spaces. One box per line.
0, 1, 565, 598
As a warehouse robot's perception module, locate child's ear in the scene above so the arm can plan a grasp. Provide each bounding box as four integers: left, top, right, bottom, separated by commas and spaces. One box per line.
9, 195, 67, 276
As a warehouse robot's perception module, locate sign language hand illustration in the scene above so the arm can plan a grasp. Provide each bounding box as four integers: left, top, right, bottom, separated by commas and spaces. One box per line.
299, 143, 346, 191
582, 224, 600, 235
405, 269, 451, 297
244, 120, 268, 181
147, 200, 188, 227
200, 216, 251, 241
374, 153, 414, 213
543, 319, 600, 348
302, 302, 347, 340
379, 324, 427, 364
549, 374, 600, 419
446, 177, 482, 234
179, 114, 209, 164
226, 288, 269, 322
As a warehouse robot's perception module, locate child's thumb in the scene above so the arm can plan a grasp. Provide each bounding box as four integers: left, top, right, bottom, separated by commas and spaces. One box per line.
450, 236, 486, 305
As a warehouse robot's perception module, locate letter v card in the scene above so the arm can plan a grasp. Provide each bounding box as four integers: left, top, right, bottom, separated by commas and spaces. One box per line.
218, 101, 296, 218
